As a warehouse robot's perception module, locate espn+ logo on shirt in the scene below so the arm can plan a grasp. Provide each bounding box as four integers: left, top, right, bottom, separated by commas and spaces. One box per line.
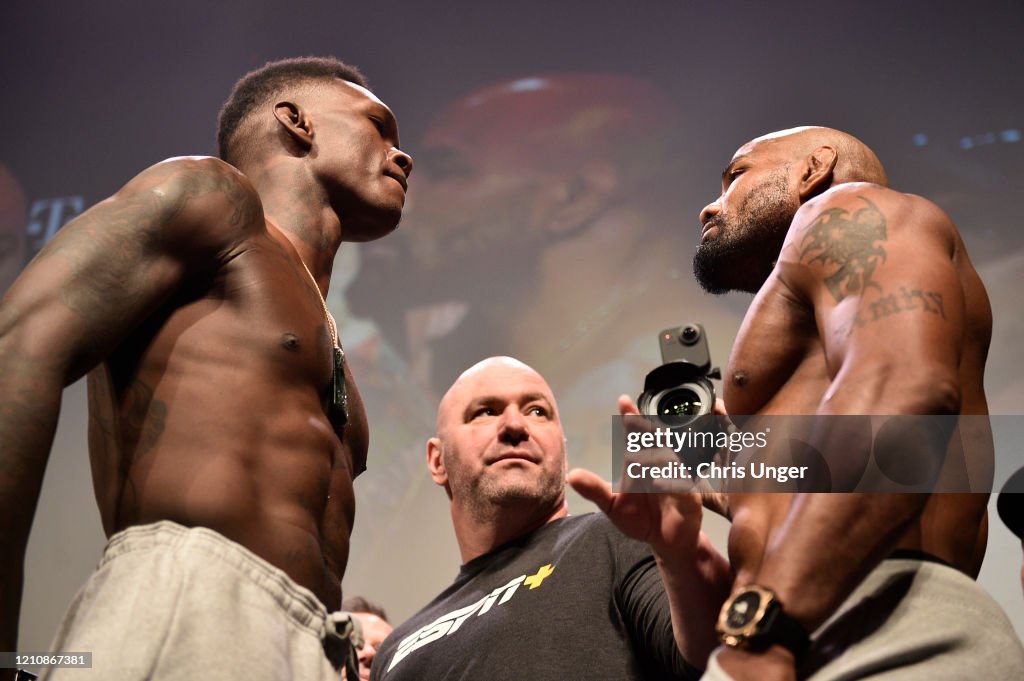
386, 563, 555, 672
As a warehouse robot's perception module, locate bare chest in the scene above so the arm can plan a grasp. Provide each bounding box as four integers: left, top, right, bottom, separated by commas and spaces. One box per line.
117, 236, 368, 455
725, 278, 830, 416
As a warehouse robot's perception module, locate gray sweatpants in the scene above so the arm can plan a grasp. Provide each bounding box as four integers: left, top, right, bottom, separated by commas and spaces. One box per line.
702, 557, 1024, 680
42, 521, 351, 680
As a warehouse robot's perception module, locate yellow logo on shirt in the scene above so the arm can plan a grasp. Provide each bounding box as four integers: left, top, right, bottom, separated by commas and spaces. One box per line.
524, 563, 554, 589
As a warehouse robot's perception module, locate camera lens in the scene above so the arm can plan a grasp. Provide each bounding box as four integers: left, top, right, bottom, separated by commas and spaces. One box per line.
657, 387, 704, 424
680, 326, 700, 345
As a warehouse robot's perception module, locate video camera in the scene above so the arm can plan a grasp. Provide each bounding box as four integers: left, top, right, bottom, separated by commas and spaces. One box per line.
638, 323, 721, 427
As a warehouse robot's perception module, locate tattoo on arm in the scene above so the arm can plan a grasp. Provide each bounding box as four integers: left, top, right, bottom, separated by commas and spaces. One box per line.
35, 160, 259, 320
798, 196, 887, 302
36, 191, 159, 318
835, 286, 947, 337
800, 196, 950, 335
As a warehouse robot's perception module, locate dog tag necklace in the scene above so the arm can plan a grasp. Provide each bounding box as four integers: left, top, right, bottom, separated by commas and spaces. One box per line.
300, 260, 348, 429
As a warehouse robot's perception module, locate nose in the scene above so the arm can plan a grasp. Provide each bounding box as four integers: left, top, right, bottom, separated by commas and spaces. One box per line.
498, 407, 529, 446
391, 148, 413, 177
359, 641, 376, 666
699, 199, 721, 226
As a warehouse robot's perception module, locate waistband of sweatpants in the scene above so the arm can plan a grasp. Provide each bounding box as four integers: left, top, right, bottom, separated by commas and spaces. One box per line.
102, 520, 330, 637
887, 548, 953, 568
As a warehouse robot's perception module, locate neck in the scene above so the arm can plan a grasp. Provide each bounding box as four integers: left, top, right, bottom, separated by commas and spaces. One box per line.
243, 157, 343, 284
452, 499, 568, 564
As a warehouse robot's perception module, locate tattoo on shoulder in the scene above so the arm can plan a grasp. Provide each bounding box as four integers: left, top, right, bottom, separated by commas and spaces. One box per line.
35, 161, 259, 319
36, 191, 162, 317
799, 196, 949, 336
798, 196, 887, 302
166, 163, 261, 231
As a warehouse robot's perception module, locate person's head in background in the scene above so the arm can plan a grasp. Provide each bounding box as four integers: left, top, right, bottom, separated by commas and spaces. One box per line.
342, 596, 393, 680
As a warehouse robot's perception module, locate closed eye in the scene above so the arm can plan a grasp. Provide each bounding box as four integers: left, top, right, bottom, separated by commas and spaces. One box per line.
726, 169, 745, 186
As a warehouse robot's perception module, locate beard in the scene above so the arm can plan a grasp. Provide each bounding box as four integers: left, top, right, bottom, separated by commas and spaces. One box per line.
444, 449, 566, 523
693, 169, 796, 294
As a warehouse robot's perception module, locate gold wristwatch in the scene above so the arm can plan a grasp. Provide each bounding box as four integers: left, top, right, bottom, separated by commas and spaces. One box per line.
716, 585, 810, 659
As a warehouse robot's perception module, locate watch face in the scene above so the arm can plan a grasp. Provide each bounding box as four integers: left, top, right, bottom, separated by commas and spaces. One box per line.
725, 590, 763, 629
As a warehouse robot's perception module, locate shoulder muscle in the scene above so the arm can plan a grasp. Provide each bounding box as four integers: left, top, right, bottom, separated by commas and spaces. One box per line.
109, 156, 264, 266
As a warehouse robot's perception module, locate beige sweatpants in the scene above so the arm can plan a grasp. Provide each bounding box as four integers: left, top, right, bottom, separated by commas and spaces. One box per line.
42, 521, 349, 680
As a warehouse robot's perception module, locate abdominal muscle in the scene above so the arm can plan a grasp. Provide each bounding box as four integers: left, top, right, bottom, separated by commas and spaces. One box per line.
87, 355, 357, 611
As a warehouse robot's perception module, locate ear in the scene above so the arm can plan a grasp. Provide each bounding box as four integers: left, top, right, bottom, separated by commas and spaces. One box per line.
529, 161, 619, 237
273, 101, 314, 153
426, 437, 449, 487
798, 145, 838, 201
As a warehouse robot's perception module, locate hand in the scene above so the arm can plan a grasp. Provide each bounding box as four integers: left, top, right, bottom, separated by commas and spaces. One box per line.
567, 395, 705, 560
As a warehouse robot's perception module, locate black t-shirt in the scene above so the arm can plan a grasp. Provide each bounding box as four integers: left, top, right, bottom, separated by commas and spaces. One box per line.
372, 514, 698, 681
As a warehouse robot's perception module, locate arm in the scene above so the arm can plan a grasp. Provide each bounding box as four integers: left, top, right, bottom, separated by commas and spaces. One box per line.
0, 156, 259, 657
568, 396, 732, 671
719, 187, 967, 675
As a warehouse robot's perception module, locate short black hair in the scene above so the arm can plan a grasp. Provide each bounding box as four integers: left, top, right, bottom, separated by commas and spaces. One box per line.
217, 56, 368, 162
342, 595, 389, 622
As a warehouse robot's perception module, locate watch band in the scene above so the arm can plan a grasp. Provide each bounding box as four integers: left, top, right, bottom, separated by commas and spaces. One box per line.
759, 597, 810, 658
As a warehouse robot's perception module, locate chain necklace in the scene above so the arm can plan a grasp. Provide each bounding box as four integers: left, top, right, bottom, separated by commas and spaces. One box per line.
300, 259, 349, 429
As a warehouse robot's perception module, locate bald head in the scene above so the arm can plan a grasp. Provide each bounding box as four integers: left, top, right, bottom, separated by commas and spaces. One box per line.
427, 356, 568, 527
695, 126, 890, 295
743, 126, 889, 188
436, 356, 559, 435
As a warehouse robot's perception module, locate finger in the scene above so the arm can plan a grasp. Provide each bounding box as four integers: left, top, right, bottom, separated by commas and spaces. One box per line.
619, 394, 653, 436
714, 397, 728, 416
567, 467, 614, 512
